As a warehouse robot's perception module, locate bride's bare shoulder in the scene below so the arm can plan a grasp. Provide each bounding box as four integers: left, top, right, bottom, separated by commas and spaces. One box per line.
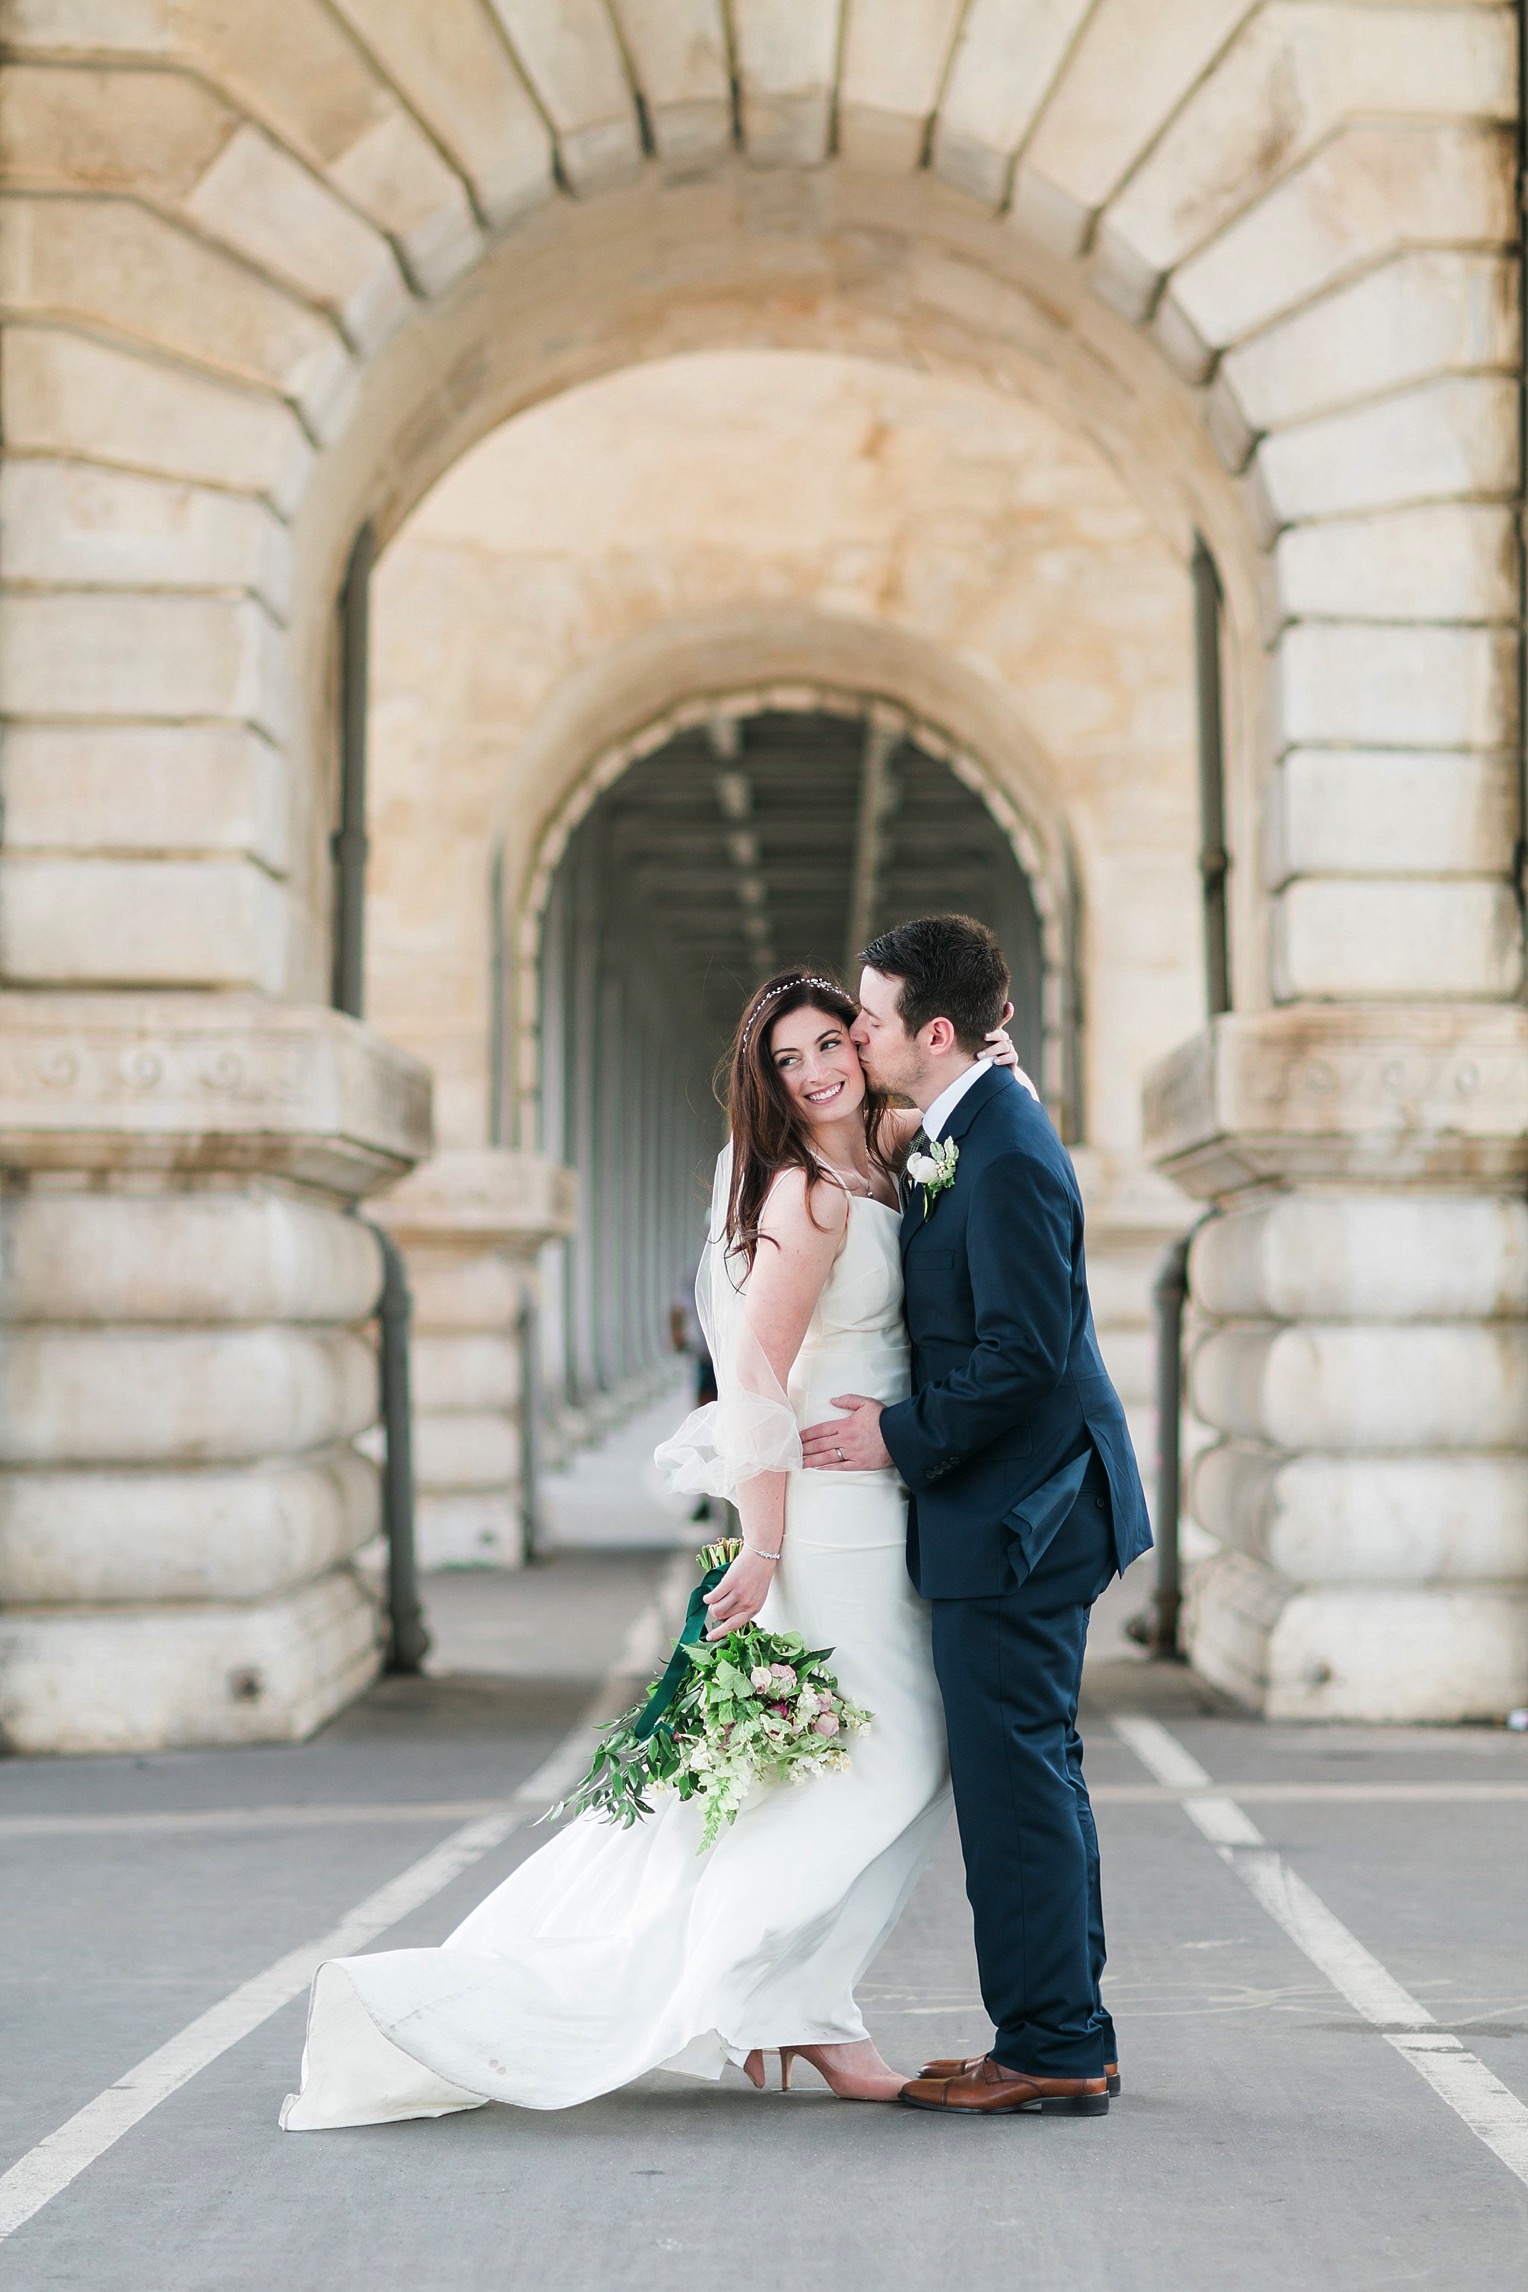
759, 1163, 850, 1243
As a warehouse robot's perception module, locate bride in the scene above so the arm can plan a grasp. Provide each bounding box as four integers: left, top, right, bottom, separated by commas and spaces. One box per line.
282, 969, 1022, 2127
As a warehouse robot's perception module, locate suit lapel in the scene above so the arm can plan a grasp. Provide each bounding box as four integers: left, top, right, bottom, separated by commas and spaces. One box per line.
898, 1179, 921, 1260
899, 1066, 1013, 1261
940, 1061, 1012, 1147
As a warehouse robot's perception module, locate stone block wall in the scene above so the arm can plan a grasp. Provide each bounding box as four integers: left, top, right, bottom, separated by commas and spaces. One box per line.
372, 1150, 576, 1571
0, 0, 1521, 1733
1146, 1007, 1528, 1720
0, 994, 430, 1753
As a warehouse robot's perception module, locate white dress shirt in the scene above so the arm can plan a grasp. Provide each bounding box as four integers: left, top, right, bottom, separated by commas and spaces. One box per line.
921, 1057, 993, 1142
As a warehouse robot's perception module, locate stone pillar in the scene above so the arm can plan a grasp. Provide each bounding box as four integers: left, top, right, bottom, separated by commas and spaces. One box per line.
1145, 1006, 1528, 1722
0, 993, 430, 1754
372, 1149, 577, 1568
1072, 1151, 1196, 1533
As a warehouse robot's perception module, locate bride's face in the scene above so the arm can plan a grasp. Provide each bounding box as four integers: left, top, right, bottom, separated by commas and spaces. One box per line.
767, 1005, 867, 1128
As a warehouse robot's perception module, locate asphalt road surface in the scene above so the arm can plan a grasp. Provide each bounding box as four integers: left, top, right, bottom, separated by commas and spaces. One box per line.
3, 1546, 1526, 2291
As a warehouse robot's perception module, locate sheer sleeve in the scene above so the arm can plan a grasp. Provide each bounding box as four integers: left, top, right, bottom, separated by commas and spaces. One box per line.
654, 1143, 803, 1499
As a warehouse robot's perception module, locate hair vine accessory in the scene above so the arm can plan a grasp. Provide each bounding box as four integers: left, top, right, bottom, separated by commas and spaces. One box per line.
740, 975, 843, 1050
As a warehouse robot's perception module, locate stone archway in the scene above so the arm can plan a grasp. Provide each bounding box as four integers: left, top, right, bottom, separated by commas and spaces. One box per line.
508, 666, 1073, 1147
520, 689, 1056, 1444
1, 5, 1521, 1745
4, 10, 1511, 1016
359, 338, 1199, 1585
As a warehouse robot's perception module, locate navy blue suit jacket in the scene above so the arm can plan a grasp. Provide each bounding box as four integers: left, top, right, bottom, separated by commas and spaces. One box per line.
880, 1066, 1152, 1601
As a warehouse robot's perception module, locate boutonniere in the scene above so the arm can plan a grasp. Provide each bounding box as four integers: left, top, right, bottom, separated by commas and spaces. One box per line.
905, 1136, 959, 1218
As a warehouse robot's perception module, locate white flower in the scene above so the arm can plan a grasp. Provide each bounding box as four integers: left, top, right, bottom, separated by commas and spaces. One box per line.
770, 1663, 797, 1691
688, 1745, 711, 1771
796, 1688, 820, 1716
914, 1137, 959, 1218
749, 1666, 774, 1692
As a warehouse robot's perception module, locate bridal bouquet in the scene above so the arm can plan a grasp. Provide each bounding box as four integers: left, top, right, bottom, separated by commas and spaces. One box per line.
546, 1540, 872, 1852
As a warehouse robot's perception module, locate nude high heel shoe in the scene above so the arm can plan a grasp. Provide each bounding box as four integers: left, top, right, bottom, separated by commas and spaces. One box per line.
740, 2049, 814, 2091
741, 2047, 811, 2093
742, 2049, 802, 2090
780, 2045, 904, 2101
743, 2044, 903, 2099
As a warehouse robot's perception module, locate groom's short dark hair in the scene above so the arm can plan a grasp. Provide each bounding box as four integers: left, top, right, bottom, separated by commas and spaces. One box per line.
860, 915, 1010, 1052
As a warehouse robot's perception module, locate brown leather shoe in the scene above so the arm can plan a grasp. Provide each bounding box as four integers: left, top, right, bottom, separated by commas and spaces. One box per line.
902, 2055, 1109, 2115
920, 2052, 1121, 2097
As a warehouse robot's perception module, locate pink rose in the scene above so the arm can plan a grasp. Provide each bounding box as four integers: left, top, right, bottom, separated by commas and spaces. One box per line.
814, 1711, 840, 1737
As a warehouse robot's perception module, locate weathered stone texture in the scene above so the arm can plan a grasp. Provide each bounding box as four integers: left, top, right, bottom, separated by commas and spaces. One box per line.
1221, 250, 1516, 431
935, 0, 1093, 205
1103, 7, 1513, 290
1014, 0, 1253, 253
1167, 123, 1514, 364
490, 0, 642, 193
159, 0, 484, 291
1271, 749, 1516, 880
732, 0, 843, 167
1, 725, 289, 871
610, 0, 731, 166
0, 1450, 378, 1606
839, 0, 965, 171
0, 0, 1521, 1737
0, 856, 288, 993
326, 0, 553, 226
1148, 1006, 1528, 1719
0, 195, 355, 431
1, 592, 289, 736
1271, 505, 1516, 627
1, 459, 293, 613
1, 327, 313, 512
374, 1150, 576, 1568
368, 349, 1201, 1163
0, 1574, 381, 1755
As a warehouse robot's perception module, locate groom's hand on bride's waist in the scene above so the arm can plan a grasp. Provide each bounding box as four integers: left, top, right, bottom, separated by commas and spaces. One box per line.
801, 1396, 892, 1472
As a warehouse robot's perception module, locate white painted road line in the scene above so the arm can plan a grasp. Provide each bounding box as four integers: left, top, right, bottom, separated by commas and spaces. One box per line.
1110, 1716, 1262, 1846
1113, 1713, 1528, 2190
0, 1576, 684, 2249
7, 1775, 1525, 1841
1112, 1715, 1211, 1792
0, 1807, 528, 2244
1231, 1846, 1434, 2028
0, 1802, 520, 1840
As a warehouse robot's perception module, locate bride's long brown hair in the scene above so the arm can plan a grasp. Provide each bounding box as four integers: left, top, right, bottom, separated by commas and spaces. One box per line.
722, 970, 896, 1270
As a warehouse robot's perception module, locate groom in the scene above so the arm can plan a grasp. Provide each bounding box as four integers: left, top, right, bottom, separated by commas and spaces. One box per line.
801, 913, 1151, 2117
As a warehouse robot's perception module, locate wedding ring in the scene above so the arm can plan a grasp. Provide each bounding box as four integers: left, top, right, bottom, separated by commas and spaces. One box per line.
835, 1446, 845, 1462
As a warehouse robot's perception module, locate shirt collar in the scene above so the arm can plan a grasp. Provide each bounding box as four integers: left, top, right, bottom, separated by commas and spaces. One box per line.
922, 1058, 992, 1143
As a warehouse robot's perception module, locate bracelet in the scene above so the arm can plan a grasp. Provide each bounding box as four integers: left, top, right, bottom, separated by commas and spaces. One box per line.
744, 1542, 783, 1561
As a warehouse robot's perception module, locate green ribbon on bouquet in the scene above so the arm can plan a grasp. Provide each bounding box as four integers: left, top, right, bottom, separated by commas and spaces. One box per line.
630, 1538, 741, 1744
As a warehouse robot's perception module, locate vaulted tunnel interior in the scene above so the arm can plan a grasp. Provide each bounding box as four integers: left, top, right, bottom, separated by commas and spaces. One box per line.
536, 706, 1047, 1426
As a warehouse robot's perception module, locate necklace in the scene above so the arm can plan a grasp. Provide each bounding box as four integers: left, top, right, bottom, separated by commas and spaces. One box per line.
814, 1158, 877, 1198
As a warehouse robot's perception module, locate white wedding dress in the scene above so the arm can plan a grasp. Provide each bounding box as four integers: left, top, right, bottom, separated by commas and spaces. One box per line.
281, 1184, 949, 2127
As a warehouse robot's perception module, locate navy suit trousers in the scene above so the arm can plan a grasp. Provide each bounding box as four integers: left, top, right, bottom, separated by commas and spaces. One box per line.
929, 1460, 1117, 2079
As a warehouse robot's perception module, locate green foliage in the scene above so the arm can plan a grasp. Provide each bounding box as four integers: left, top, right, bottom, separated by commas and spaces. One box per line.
545, 1619, 872, 1854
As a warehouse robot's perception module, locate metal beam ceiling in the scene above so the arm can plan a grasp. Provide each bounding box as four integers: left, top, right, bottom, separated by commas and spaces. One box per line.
580, 709, 1041, 1067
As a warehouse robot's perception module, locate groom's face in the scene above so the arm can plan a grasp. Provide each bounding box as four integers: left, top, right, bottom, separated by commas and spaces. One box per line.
852, 967, 926, 1099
